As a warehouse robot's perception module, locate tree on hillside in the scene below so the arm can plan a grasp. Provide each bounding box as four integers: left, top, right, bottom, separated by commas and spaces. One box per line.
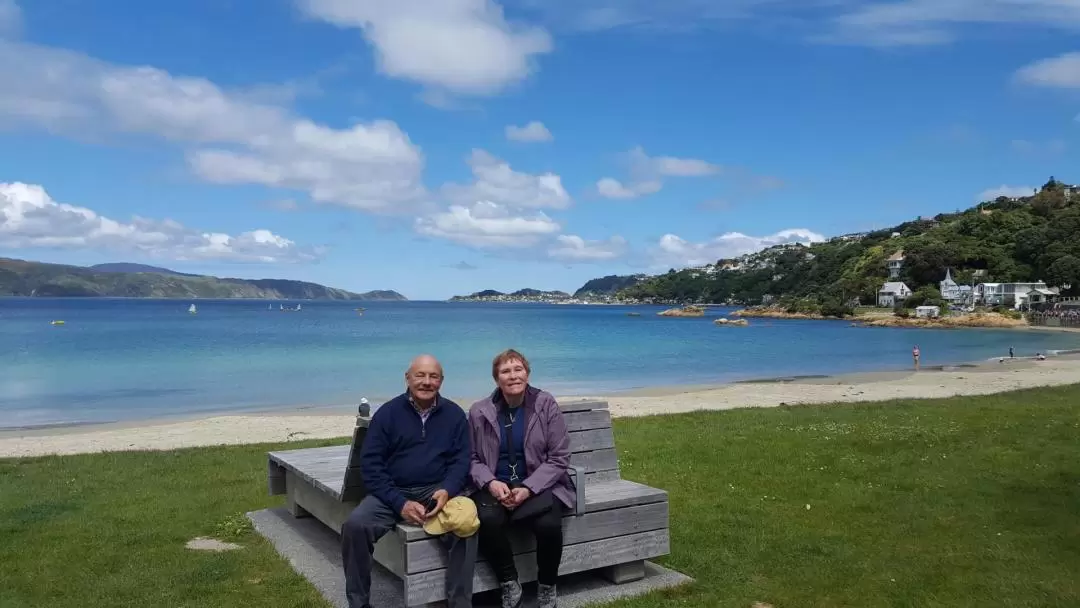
903, 285, 946, 309
1046, 255, 1080, 291
1042, 176, 1063, 191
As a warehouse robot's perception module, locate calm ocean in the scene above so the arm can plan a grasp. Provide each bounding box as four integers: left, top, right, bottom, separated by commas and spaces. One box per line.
2, 298, 1078, 429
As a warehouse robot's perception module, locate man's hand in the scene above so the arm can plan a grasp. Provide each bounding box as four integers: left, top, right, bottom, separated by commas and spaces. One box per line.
488, 480, 512, 502
507, 486, 531, 508
425, 490, 449, 518
400, 500, 427, 526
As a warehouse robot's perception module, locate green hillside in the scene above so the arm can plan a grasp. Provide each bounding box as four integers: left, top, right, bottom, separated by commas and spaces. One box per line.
616, 177, 1080, 307
0, 258, 407, 300
573, 274, 649, 297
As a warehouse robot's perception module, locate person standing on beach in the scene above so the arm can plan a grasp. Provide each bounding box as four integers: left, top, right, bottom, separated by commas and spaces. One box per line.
912, 345, 921, 370
341, 355, 477, 608
1009, 346, 1015, 359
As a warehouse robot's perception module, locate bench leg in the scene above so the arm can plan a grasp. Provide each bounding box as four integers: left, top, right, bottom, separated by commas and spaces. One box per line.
601, 560, 646, 584
285, 490, 311, 519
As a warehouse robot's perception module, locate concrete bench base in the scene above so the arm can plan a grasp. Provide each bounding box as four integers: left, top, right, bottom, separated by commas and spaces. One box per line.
248, 506, 693, 608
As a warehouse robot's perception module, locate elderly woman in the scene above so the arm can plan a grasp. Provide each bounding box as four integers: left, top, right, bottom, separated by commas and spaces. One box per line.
469, 349, 575, 608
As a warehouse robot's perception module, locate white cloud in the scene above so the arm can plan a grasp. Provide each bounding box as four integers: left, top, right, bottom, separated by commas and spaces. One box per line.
596, 146, 721, 199
297, 0, 552, 96
414, 201, 560, 248
548, 234, 627, 262
0, 0, 21, 37
595, 177, 662, 200
1015, 53, 1080, 89
0, 182, 320, 263
531, 0, 1080, 48
189, 120, 426, 213
825, 0, 1080, 47
260, 199, 301, 212
977, 185, 1035, 201
0, 40, 427, 213
650, 228, 825, 268
442, 149, 570, 210
505, 121, 553, 142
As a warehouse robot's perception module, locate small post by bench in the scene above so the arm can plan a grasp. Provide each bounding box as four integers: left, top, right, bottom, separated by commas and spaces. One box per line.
267, 399, 670, 607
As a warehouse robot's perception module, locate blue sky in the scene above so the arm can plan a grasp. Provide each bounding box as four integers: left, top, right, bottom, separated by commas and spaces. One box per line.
1, 0, 1079, 300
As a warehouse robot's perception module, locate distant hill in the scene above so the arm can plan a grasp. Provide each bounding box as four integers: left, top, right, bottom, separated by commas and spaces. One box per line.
449, 288, 570, 302
89, 263, 199, 277
0, 258, 407, 301
573, 274, 648, 297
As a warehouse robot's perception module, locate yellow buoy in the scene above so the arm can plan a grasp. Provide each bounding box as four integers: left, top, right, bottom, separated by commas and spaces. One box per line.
51, 320, 65, 326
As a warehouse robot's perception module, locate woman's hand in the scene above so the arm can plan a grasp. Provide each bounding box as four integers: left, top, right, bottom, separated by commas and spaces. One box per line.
488, 480, 512, 502
507, 486, 532, 508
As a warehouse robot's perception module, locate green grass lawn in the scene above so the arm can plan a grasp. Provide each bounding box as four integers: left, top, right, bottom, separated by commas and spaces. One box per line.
3, 385, 1079, 607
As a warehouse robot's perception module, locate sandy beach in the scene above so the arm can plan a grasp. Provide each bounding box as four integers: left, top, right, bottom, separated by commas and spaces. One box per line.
3, 354, 1079, 459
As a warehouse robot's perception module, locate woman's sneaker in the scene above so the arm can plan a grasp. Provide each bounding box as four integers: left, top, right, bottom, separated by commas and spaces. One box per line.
500, 580, 522, 608
537, 583, 557, 608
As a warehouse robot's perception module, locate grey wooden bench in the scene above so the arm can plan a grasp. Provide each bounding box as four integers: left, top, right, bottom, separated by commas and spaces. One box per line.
266, 399, 670, 607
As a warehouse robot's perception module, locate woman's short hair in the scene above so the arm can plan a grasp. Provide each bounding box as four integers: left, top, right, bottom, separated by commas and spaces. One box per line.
492, 348, 530, 379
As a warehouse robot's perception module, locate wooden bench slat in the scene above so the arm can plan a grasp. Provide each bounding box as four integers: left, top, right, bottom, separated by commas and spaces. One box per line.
567, 447, 619, 475
563, 409, 611, 432
399, 501, 669, 574
401, 529, 669, 606
396, 479, 665, 541
567, 427, 615, 452
555, 400, 609, 412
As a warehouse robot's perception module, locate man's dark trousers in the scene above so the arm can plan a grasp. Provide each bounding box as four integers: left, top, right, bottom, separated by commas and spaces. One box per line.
341, 483, 477, 608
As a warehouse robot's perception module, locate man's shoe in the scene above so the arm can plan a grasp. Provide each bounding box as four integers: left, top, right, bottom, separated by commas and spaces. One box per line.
499, 580, 523, 608
537, 583, 557, 608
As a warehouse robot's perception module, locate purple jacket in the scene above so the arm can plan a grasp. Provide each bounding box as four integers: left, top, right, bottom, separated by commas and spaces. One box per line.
468, 385, 577, 510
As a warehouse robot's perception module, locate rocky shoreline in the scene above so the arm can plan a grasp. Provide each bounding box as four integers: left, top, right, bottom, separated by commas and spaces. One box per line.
731, 306, 1029, 329
731, 307, 834, 320
855, 312, 1027, 329
658, 305, 706, 317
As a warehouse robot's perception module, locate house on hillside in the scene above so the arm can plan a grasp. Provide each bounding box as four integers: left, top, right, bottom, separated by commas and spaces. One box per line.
1064, 183, 1079, 202
887, 250, 905, 279
939, 269, 973, 305
878, 281, 912, 307
1026, 287, 1061, 308
975, 282, 1053, 309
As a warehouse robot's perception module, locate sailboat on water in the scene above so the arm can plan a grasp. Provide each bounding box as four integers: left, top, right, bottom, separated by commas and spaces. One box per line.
188, 303, 197, 314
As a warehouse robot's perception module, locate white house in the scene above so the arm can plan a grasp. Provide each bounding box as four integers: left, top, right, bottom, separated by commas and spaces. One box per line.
915, 305, 941, 318
1026, 287, 1060, 307
939, 269, 973, 305
878, 281, 912, 307
887, 250, 905, 279
975, 282, 1051, 309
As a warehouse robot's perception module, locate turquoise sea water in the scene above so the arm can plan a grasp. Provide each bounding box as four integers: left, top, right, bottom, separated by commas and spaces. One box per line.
2, 298, 1078, 429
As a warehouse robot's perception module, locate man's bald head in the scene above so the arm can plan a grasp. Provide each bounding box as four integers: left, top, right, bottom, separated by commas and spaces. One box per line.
405, 354, 443, 408
407, 354, 443, 376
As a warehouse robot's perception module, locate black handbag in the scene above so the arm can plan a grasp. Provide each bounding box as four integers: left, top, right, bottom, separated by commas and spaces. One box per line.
501, 407, 554, 521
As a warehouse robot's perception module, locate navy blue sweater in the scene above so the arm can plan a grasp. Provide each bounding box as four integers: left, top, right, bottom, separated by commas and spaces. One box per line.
359, 393, 470, 514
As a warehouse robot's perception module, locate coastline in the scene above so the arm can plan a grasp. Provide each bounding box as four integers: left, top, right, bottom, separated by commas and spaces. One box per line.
4, 353, 1080, 459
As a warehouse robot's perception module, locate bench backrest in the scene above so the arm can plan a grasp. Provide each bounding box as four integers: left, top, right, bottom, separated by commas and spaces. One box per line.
340, 418, 370, 502
560, 400, 619, 482
339, 398, 618, 500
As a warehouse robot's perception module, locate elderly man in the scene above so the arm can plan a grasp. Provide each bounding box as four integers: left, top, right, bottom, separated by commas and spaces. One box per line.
341, 355, 477, 608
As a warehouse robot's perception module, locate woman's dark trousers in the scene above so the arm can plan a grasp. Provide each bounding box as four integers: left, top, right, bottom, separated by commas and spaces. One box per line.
476, 489, 564, 585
